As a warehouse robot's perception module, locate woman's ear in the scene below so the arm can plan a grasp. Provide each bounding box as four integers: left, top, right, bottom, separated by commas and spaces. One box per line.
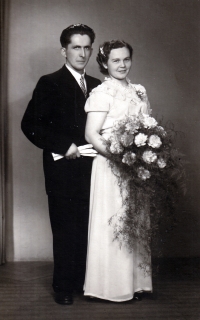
61, 47, 66, 58
103, 63, 108, 69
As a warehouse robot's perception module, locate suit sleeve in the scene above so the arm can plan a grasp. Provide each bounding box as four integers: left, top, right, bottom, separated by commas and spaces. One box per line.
21, 76, 73, 155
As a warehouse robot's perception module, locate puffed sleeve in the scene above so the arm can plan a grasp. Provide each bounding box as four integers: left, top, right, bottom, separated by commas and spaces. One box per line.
85, 88, 111, 113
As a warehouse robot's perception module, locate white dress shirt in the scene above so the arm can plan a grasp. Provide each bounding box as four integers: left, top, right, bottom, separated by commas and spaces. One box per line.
65, 64, 87, 90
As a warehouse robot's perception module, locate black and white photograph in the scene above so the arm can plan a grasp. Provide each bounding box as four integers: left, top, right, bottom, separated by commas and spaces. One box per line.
0, 0, 200, 319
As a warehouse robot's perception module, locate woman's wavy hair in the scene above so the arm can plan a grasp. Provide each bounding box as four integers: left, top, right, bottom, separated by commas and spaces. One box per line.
96, 40, 133, 75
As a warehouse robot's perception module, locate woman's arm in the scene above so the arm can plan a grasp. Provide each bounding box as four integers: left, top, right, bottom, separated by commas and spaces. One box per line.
85, 111, 108, 156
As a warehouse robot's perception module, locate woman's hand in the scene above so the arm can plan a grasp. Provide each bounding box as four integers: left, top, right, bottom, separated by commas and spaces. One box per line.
65, 143, 80, 159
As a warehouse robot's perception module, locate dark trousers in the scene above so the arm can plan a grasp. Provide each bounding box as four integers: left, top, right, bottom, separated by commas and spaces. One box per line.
48, 194, 90, 293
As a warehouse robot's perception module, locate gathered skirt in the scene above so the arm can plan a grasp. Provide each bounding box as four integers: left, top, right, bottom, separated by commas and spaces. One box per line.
84, 154, 152, 302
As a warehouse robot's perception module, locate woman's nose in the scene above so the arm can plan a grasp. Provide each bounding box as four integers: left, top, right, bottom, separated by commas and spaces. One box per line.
120, 60, 125, 67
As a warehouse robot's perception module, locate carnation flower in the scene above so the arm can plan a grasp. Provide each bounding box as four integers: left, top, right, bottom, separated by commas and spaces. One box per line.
121, 133, 134, 147
125, 119, 140, 133
141, 114, 157, 129
109, 135, 124, 154
110, 141, 124, 154
113, 120, 124, 131
113, 121, 122, 131
157, 158, 167, 168
122, 152, 136, 166
142, 150, 157, 163
135, 133, 148, 147
137, 166, 151, 180
148, 135, 162, 148
157, 126, 167, 136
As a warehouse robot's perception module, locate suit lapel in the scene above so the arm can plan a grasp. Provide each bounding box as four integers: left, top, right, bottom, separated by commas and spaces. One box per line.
59, 65, 78, 89
62, 66, 88, 100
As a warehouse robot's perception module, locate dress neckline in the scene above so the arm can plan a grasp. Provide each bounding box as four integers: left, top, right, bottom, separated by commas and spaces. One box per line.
104, 77, 132, 90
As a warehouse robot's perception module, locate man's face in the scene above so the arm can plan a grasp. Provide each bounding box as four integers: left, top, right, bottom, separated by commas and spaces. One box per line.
62, 34, 93, 74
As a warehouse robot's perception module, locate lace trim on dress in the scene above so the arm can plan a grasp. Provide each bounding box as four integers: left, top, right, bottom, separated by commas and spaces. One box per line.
89, 77, 152, 114
89, 77, 141, 101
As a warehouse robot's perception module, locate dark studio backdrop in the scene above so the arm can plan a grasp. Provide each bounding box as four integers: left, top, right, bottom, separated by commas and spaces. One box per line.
3, 0, 200, 261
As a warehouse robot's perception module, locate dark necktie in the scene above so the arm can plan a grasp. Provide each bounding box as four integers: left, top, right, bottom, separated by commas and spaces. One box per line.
80, 74, 87, 97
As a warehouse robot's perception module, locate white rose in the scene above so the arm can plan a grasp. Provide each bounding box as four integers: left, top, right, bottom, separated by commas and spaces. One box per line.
135, 133, 148, 147
142, 150, 157, 163
157, 158, 167, 168
148, 135, 162, 148
141, 114, 157, 128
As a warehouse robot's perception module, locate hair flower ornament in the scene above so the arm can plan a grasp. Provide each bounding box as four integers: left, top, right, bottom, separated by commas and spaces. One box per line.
100, 47, 106, 57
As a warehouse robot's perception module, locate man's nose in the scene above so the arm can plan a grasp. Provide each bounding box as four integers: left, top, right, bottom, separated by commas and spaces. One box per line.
120, 60, 125, 67
79, 48, 85, 57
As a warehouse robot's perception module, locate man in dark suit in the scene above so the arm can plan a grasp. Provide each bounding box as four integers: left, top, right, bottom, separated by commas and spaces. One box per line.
21, 24, 101, 305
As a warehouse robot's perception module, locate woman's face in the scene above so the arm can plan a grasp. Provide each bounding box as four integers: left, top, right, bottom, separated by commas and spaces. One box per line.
105, 47, 132, 81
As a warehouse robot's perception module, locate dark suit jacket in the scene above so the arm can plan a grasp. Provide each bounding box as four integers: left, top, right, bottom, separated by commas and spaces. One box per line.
21, 65, 101, 197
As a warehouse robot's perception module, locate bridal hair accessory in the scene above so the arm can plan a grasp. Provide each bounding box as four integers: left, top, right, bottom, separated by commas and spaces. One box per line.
100, 47, 106, 57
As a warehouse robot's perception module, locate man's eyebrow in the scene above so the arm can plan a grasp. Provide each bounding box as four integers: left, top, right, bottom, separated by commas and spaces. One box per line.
72, 45, 91, 48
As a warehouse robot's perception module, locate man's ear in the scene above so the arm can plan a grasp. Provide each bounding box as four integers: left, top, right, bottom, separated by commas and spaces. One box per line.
61, 48, 67, 58
89, 47, 93, 57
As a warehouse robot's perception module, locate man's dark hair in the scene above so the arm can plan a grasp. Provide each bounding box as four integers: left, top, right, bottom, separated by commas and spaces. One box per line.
60, 24, 95, 47
96, 40, 133, 75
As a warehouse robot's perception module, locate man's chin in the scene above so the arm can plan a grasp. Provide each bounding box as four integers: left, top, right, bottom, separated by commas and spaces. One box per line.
74, 65, 87, 72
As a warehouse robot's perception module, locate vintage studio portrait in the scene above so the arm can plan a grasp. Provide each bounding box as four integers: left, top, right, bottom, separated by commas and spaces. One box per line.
0, 0, 199, 319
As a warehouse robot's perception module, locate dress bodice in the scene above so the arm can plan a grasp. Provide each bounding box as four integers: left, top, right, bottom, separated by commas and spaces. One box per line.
85, 77, 151, 138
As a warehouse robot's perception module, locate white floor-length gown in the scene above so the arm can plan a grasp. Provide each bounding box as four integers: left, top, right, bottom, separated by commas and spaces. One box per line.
84, 78, 153, 302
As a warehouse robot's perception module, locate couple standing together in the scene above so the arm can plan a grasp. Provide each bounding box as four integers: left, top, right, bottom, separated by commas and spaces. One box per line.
21, 24, 152, 305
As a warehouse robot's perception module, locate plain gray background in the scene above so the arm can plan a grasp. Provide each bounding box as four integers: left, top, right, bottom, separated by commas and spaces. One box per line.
5, 0, 200, 261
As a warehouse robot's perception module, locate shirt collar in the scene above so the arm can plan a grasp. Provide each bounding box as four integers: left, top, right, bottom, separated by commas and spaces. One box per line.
65, 64, 85, 82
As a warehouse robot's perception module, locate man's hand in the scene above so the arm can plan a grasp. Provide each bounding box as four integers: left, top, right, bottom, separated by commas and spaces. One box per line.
65, 143, 80, 160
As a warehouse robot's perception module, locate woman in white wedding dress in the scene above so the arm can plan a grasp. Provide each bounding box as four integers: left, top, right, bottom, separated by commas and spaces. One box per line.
84, 40, 152, 302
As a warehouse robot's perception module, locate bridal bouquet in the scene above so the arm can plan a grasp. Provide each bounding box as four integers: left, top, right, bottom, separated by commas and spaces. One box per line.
105, 113, 185, 270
